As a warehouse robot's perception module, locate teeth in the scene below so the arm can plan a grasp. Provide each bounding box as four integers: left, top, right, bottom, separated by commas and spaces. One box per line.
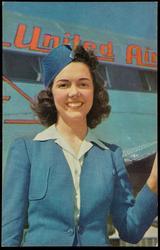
67, 102, 83, 108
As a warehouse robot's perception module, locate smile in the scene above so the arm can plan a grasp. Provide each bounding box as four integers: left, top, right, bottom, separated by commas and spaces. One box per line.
66, 102, 84, 108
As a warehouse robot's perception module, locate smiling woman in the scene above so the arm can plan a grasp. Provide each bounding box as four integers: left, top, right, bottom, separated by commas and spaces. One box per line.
2, 44, 157, 247
30, 45, 111, 128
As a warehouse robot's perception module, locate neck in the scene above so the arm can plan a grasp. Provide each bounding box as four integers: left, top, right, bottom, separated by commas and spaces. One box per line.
56, 116, 88, 141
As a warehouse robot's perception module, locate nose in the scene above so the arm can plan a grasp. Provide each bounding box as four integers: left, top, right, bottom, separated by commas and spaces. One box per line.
68, 85, 80, 97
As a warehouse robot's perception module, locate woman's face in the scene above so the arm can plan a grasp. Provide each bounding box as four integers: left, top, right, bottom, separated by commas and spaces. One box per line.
52, 62, 94, 124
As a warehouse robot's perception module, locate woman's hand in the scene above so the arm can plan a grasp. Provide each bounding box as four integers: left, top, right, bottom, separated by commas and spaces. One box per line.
146, 154, 157, 193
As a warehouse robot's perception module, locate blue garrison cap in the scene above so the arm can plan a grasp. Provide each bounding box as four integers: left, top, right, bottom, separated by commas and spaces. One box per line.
41, 44, 74, 88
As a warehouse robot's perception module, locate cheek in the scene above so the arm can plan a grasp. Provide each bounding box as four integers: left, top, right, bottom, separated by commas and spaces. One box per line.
53, 91, 66, 107
84, 90, 94, 106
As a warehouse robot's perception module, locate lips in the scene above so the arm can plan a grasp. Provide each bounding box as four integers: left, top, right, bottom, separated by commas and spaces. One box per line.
66, 102, 84, 108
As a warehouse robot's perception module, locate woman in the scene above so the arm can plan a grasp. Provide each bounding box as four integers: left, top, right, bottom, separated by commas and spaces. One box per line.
2, 45, 157, 246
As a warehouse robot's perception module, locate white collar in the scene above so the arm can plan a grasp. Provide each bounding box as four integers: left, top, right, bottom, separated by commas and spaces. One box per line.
33, 124, 59, 141
33, 124, 109, 150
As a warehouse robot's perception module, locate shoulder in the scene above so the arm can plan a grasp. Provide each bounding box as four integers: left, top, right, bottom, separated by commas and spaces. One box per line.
99, 140, 121, 153
9, 136, 38, 159
101, 140, 124, 163
11, 136, 34, 147
5, 137, 33, 168
99, 140, 126, 175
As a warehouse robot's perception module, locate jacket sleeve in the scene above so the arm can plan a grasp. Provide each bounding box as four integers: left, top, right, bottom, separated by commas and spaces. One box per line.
2, 138, 31, 246
110, 146, 157, 244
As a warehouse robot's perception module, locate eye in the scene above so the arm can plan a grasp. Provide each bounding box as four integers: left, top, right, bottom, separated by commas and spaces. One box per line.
79, 82, 89, 88
57, 83, 68, 88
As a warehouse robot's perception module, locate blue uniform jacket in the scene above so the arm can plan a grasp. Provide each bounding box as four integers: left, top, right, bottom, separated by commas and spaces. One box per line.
2, 138, 157, 246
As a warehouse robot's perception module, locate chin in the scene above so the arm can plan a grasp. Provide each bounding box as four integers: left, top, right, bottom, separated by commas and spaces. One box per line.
66, 112, 86, 122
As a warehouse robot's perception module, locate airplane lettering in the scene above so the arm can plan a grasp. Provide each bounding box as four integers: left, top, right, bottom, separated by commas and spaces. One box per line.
126, 45, 157, 68
99, 42, 114, 61
42, 34, 60, 48
14, 24, 50, 52
83, 41, 97, 50
4, 23, 115, 62
3, 23, 157, 68
63, 32, 71, 45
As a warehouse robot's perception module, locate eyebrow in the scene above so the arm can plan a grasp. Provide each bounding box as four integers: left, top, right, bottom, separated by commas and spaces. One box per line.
56, 78, 91, 83
56, 79, 69, 83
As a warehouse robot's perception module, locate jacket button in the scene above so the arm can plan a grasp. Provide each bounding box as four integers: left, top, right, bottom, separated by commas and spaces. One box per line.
66, 228, 74, 235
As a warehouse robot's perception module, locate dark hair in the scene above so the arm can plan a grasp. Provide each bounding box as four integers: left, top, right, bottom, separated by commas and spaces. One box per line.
31, 45, 111, 129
